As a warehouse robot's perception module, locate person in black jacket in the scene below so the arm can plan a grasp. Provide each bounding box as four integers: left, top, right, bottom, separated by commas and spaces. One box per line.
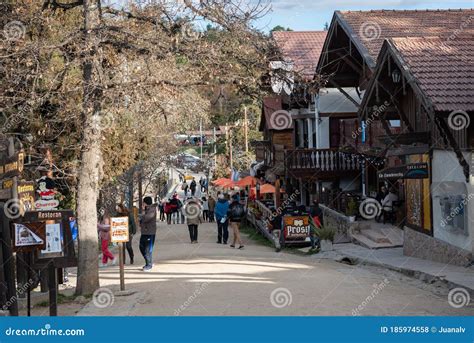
228, 194, 245, 249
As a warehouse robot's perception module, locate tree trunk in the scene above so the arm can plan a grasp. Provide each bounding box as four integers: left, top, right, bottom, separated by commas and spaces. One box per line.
76, 0, 103, 296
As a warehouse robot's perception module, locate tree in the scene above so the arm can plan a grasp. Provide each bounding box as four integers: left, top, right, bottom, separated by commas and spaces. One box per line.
270, 25, 292, 32
1, 0, 277, 295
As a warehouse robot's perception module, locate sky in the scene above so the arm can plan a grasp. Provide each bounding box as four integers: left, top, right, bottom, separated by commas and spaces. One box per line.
254, 0, 474, 32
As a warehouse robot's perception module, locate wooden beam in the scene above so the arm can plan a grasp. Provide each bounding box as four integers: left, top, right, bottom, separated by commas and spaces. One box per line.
434, 115, 470, 182
335, 51, 363, 75
328, 79, 360, 108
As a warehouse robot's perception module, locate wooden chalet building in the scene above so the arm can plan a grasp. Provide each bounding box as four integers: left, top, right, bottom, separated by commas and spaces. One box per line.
317, 9, 473, 265
256, 31, 386, 208
359, 36, 473, 265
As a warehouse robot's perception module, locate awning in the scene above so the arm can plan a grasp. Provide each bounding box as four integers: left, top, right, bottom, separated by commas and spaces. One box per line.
378, 163, 429, 180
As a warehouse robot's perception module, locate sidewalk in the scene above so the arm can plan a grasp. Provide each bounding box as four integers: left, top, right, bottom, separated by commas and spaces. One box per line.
313, 243, 474, 293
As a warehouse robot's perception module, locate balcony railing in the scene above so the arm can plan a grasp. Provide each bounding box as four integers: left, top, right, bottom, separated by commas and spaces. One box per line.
285, 149, 361, 172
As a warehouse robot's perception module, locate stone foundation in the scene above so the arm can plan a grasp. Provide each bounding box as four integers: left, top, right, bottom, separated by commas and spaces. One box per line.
320, 205, 353, 244
404, 227, 473, 267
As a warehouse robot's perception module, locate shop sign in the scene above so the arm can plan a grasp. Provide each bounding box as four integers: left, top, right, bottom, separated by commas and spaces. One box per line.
17, 181, 35, 215
378, 163, 429, 180
35, 175, 59, 210
111, 217, 129, 243
0, 151, 24, 179
283, 216, 310, 241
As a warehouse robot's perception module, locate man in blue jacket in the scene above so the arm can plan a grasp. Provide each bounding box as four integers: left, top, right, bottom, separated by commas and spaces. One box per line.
214, 194, 230, 244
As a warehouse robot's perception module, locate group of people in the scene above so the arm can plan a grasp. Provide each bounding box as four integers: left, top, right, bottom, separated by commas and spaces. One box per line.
96, 180, 248, 273
180, 177, 208, 197
185, 192, 246, 249
157, 191, 216, 225
97, 196, 158, 272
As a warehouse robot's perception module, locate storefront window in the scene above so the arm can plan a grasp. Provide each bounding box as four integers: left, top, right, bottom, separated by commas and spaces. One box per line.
439, 195, 468, 235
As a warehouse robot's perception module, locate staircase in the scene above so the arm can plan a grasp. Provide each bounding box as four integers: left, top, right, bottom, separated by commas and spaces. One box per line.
350, 221, 404, 249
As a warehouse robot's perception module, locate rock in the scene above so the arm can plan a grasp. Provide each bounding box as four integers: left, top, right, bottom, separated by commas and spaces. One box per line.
75, 296, 88, 304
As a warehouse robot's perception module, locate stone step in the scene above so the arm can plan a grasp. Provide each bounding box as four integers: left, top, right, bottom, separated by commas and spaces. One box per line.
359, 229, 392, 244
351, 233, 399, 249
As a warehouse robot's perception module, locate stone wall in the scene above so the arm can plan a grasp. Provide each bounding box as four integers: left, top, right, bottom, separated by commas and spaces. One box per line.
404, 227, 473, 267
320, 205, 354, 244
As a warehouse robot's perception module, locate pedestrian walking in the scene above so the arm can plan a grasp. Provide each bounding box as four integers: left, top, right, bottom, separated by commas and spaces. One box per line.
201, 196, 209, 221
182, 182, 189, 196
185, 198, 203, 244
208, 195, 216, 222
139, 196, 157, 271
159, 200, 165, 222
164, 199, 173, 225
190, 178, 197, 196
170, 194, 181, 224
117, 204, 137, 265
214, 194, 230, 244
309, 200, 324, 250
97, 210, 116, 267
228, 194, 245, 249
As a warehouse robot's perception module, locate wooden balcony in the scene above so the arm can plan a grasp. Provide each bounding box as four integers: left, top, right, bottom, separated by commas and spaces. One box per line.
285, 149, 361, 176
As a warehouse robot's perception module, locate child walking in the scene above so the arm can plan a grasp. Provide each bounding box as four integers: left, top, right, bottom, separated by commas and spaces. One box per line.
97, 210, 116, 267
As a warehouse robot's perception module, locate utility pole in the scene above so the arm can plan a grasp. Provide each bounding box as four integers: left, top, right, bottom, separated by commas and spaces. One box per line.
244, 107, 249, 153
199, 118, 203, 159
229, 128, 233, 173
213, 127, 217, 168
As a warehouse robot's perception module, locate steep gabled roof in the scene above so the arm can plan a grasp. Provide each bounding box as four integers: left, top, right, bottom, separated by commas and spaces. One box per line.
318, 9, 474, 71
389, 37, 474, 112
272, 31, 327, 80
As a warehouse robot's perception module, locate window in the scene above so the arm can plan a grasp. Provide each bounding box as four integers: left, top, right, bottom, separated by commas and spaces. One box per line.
439, 195, 468, 235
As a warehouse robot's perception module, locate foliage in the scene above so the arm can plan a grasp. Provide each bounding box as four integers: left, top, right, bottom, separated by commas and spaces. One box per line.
346, 198, 358, 217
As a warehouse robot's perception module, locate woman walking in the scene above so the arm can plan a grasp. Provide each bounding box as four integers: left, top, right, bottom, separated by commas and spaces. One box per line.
201, 196, 209, 222
185, 198, 202, 244
97, 210, 116, 267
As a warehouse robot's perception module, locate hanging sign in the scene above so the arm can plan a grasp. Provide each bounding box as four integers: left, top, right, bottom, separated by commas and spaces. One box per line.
111, 217, 129, 243
35, 175, 59, 210
0, 151, 25, 179
378, 163, 429, 180
17, 181, 35, 215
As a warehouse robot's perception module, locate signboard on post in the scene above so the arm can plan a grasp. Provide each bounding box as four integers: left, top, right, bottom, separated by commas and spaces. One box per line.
111, 217, 129, 243
111, 217, 128, 291
283, 216, 311, 242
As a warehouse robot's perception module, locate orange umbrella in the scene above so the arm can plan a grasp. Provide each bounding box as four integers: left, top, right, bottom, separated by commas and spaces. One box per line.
212, 178, 232, 186
235, 176, 260, 188
212, 178, 235, 188
250, 184, 285, 195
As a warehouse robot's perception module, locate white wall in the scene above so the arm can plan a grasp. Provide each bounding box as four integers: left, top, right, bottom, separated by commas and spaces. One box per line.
431, 150, 473, 253
318, 117, 330, 149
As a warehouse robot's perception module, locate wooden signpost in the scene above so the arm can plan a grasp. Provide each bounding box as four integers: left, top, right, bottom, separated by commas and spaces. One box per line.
111, 217, 129, 291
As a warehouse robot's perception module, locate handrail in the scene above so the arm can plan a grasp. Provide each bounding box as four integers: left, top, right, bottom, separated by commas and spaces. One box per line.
285, 149, 360, 171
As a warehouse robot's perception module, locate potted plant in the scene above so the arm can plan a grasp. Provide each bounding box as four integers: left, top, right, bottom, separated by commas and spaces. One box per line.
346, 197, 357, 222
318, 226, 336, 252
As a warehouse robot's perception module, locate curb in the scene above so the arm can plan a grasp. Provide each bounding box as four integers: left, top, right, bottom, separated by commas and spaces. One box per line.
317, 251, 474, 295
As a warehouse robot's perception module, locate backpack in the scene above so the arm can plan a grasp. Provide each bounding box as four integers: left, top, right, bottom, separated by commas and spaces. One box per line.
230, 203, 245, 220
